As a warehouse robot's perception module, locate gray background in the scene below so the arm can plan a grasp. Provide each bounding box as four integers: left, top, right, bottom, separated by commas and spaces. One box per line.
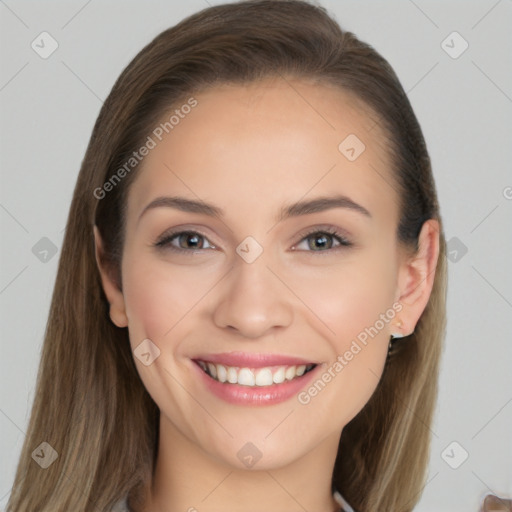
1, 1, 511, 510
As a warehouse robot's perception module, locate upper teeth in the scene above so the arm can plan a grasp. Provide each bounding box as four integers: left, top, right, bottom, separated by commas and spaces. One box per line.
197, 361, 314, 387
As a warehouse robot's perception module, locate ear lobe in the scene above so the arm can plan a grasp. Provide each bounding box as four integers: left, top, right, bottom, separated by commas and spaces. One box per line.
93, 225, 128, 328
394, 219, 440, 335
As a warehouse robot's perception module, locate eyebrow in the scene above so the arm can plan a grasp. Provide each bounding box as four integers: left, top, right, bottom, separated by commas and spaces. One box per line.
137, 194, 371, 224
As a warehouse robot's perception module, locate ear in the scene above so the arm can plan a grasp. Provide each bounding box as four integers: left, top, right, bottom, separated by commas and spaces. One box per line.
93, 225, 128, 328
393, 219, 440, 336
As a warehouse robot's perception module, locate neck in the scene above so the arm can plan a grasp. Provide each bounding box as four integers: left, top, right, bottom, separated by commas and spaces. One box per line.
139, 414, 342, 512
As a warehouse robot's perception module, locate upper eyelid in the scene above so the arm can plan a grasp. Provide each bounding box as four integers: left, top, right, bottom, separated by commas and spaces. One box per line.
156, 226, 351, 250
296, 225, 351, 241
156, 229, 215, 248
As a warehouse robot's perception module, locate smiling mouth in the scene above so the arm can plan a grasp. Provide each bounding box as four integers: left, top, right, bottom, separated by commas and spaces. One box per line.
194, 360, 317, 387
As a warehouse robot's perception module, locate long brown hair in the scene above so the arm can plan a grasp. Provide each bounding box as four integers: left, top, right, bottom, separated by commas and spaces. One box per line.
7, 1, 447, 510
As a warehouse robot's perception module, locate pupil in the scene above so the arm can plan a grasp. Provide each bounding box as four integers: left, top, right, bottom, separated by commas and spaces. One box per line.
183, 233, 200, 248
310, 233, 332, 250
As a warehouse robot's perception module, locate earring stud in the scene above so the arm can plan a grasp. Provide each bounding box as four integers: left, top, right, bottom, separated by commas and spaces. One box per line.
390, 319, 405, 339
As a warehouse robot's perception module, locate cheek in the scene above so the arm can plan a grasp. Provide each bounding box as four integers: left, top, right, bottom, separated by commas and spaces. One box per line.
120, 253, 215, 345
288, 259, 396, 424
289, 253, 397, 340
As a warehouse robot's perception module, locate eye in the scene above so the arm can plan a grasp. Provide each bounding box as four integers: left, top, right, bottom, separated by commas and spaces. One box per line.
154, 226, 353, 255
293, 227, 353, 252
154, 230, 216, 253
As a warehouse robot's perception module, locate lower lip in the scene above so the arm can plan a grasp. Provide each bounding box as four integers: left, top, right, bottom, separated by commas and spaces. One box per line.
191, 361, 320, 406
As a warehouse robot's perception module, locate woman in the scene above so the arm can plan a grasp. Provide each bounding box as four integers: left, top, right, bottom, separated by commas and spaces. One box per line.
8, 0, 481, 510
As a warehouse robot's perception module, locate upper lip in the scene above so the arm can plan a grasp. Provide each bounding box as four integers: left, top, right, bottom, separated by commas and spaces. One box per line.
192, 351, 318, 368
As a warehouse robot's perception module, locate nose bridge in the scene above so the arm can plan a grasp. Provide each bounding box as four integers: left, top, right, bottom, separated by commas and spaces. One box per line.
212, 247, 293, 337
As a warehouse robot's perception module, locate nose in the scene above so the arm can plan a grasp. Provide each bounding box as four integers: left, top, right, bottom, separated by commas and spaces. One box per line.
212, 254, 294, 339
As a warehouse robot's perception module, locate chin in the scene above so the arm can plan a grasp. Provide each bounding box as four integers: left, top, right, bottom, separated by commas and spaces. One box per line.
208, 433, 312, 473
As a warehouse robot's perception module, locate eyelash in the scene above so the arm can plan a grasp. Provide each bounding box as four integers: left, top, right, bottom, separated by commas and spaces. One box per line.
154, 226, 353, 255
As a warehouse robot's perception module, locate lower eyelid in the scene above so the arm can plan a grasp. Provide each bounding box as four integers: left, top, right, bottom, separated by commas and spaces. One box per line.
155, 230, 351, 252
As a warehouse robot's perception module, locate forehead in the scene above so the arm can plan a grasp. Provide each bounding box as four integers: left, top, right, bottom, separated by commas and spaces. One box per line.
126, 78, 398, 229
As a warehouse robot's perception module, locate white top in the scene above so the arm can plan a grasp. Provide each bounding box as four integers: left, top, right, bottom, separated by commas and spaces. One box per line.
113, 489, 355, 511
334, 489, 356, 512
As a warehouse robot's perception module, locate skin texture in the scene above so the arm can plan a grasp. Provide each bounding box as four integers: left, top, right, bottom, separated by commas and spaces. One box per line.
95, 77, 440, 512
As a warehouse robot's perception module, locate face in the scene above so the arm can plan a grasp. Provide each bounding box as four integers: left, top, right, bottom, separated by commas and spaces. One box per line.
99, 78, 412, 470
